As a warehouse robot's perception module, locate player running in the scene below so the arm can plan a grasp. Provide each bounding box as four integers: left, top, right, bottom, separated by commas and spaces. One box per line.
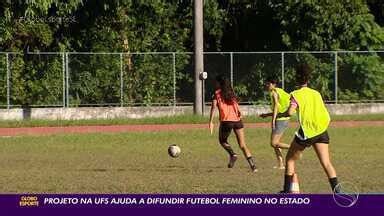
277, 64, 340, 193
259, 77, 291, 170
209, 75, 257, 172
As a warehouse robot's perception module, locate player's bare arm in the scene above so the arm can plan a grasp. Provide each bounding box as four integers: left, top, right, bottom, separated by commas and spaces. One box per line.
271, 91, 279, 129
277, 103, 296, 119
209, 99, 217, 134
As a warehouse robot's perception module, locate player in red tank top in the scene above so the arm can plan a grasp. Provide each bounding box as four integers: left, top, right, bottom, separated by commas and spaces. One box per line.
209, 75, 257, 172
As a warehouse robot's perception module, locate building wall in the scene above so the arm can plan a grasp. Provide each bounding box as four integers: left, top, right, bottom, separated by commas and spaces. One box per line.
0, 104, 383, 120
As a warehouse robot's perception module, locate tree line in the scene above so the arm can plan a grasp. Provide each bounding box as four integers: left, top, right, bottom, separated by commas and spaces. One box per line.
0, 0, 383, 106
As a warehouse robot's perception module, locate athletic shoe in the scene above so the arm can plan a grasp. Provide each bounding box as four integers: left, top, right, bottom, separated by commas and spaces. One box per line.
228, 155, 238, 168
251, 165, 258, 172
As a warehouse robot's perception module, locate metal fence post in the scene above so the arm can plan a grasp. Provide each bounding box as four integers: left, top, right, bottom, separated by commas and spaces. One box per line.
6, 53, 10, 109
120, 53, 124, 107
65, 53, 69, 107
281, 52, 285, 89
173, 53, 176, 108
334, 51, 338, 104
230, 52, 234, 86
62, 53, 66, 108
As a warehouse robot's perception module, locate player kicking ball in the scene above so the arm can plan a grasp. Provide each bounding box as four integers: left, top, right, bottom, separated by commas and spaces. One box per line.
259, 77, 291, 170
209, 75, 257, 172
277, 64, 340, 193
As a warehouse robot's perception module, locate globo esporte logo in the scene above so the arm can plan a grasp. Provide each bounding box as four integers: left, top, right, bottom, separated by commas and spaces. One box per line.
332, 182, 359, 208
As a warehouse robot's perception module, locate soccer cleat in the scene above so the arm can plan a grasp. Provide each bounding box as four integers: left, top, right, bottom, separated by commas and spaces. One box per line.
251, 165, 258, 172
227, 155, 238, 168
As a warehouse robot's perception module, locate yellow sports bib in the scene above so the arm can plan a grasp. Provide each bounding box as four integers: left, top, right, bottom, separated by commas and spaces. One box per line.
270, 87, 290, 121
291, 87, 330, 139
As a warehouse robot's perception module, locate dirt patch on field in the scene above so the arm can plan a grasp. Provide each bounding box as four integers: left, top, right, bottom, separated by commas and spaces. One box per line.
0, 121, 383, 137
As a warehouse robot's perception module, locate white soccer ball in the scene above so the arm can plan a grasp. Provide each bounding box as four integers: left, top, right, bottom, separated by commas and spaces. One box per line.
168, 145, 181, 158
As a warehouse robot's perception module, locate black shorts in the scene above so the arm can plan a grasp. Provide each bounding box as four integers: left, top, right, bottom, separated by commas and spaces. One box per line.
294, 128, 330, 148
219, 121, 244, 144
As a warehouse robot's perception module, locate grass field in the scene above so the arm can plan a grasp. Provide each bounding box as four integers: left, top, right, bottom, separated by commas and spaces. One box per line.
0, 114, 384, 128
0, 126, 383, 194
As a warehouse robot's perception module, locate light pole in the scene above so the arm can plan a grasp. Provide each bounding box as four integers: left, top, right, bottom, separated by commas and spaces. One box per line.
194, 0, 204, 115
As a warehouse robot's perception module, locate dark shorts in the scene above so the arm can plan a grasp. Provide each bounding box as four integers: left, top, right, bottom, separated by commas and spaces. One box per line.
294, 128, 330, 148
219, 121, 244, 144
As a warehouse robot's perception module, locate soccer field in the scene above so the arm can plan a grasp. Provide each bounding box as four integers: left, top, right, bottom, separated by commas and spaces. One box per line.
0, 126, 383, 194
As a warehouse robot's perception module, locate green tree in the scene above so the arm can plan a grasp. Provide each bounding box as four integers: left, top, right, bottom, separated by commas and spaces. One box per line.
0, 0, 227, 106
338, 53, 384, 101
273, 0, 384, 50
367, 0, 384, 26
2, 0, 384, 106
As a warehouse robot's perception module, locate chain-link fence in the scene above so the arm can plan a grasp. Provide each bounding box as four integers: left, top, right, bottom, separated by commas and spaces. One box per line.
1, 51, 383, 108
0, 53, 7, 107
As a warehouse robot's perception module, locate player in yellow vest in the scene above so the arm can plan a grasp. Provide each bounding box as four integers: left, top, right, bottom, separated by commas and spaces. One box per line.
259, 77, 291, 169
277, 64, 339, 193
